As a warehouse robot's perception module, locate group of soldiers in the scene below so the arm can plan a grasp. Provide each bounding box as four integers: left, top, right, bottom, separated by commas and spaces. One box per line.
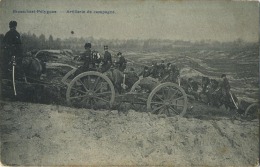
77, 42, 127, 74
139, 60, 180, 83
184, 74, 236, 110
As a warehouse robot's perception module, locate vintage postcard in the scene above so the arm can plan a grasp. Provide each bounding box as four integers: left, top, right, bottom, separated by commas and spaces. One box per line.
0, 0, 259, 166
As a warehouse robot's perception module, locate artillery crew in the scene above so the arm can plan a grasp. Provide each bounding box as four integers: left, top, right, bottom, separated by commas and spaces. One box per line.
2, 21, 23, 77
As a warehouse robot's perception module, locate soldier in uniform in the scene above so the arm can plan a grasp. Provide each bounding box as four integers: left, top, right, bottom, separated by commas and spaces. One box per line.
115, 52, 127, 72
2, 21, 23, 78
166, 63, 180, 83
219, 74, 231, 101
139, 66, 150, 78
187, 78, 199, 100
157, 60, 166, 79
102, 45, 112, 72
149, 61, 159, 79
74, 42, 92, 76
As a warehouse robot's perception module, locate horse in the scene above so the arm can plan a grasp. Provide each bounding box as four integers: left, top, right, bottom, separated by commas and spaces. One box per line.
22, 56, 45, 102
22, 56, 44, 81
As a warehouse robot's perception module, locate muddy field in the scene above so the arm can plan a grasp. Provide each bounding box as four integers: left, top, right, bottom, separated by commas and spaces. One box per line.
0, 101, 259, 166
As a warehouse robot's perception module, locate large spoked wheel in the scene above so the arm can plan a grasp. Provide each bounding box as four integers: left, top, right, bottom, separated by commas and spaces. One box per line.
66, 71, 115, 109
147, 82, 188, 117
244, 103, 259, 120
130, 77, 160, 93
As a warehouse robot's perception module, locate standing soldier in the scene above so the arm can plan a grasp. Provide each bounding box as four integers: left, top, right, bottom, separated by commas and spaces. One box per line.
102, 45, 112, 72
219, 74, 231, 101
116, 52, 127, 72
218, 74, 238, 109
2, 21, 23, 78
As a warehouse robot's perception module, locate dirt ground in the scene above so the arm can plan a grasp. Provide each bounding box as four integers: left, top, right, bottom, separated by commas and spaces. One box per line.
0, 100, 258, 166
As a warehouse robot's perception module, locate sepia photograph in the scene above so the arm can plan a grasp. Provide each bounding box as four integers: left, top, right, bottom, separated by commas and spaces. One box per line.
0, 0, 259, 166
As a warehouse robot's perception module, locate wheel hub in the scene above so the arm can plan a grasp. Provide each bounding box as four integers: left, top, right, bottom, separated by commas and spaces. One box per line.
164, 101, 170, 105
88, 90, 95, 96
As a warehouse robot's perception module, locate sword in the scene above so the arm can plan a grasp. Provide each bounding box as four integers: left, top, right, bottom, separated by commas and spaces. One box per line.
229, 91, 238, 109
12, 56, 17, 96
178, 77, 181, 86
121, 74, 127, 90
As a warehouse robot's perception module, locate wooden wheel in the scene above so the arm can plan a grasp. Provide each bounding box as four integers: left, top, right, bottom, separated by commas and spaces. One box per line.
66, 71, 115, 109
130, 77, 160, 93
244, 103, 259, 120
147, 82, 188, 117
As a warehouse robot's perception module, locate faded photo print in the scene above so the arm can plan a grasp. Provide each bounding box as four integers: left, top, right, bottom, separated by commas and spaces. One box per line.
0, 0, 259, 166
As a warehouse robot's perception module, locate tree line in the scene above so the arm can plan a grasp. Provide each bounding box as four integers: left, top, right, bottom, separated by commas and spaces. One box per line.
0, 32, 258, 54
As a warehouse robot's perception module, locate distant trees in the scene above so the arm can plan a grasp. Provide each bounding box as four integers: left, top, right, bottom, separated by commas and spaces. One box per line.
0, 31, 257, 54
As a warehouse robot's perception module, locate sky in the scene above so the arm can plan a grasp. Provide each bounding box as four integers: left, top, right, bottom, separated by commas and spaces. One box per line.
0, 0, 258, 42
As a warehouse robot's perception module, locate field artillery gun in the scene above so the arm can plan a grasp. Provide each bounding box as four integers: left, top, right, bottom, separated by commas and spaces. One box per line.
64, 70, 188, 117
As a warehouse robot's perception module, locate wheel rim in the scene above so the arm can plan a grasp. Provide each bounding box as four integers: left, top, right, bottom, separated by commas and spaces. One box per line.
244, 103, 259, 120
66, 71, 115, 109
147, 82, 187, 117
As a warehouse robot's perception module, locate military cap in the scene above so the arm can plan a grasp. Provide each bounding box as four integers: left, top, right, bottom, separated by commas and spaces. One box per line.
221, 74, 226, 78
117, 52, 122, 56
84, 42, 91, 48
9, 21, 17, 28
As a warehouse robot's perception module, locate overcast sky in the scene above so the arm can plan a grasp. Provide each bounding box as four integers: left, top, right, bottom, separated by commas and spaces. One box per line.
0, 0, 258, 42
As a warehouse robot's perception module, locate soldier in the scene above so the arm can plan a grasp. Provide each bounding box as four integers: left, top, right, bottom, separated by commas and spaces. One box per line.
166, 63, 180, 83
157, 60, 166, 79
115, 52, 127, 72
2, 21, 23, 78
219, 74, 231, 99
74, 42, 92, 75
124, 67, 139, 90
149, 61, 159, 78
102, 45, 112, 72
139, 66, 150, 78
187, 78, 199, 100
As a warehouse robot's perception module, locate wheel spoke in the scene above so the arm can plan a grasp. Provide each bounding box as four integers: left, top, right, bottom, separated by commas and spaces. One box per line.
93, 96, 110, 103
158, 107, 166, 115
151, 105, 164, 113
71, 87, 87, 94
94, 83, 104, 93
169, 103, 184, 107
162, 89, 167, 98
69, 94, 88, 100
93, 77, 101, 90
78, 79, 89, 91
172, 95, 184, 101
96, 91, 111, 96
151, 101, 165, 105
169, 106, 180, 115
154, 94, 164, 102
